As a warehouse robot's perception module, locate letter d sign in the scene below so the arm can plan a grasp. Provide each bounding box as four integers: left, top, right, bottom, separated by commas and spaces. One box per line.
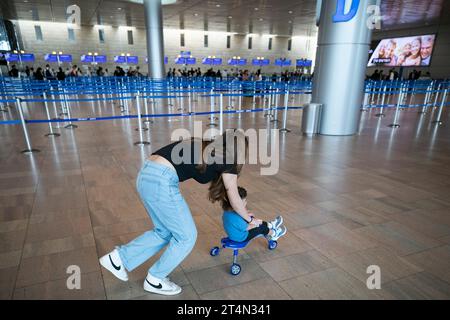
332, 0, 360, 23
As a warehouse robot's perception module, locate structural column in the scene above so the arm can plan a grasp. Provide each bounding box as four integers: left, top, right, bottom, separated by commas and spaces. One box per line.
312, 0, 376, 135
144, 0, 165, 79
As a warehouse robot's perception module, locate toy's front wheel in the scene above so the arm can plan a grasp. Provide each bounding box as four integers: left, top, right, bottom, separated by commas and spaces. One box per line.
210, 247, 220, 256
230, 263, 241, 275
268, 240, 278, 250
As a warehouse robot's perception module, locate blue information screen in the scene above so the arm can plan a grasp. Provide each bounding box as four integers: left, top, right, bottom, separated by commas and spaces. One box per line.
21, 53, 35, 62
114, 56, 127, 63
251, 58, 270, 66
275, 59, 292, 66
5, 53, 19, 62
59, 54, 72, 62
81, 55, 94, 63
127, 56, 139, 64
95, 55, 107, 63
296, 59, 312, 67
45, 54, 58, 62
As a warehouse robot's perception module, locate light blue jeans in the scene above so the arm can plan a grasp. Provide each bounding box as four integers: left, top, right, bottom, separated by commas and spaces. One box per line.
117, 160, 197, 279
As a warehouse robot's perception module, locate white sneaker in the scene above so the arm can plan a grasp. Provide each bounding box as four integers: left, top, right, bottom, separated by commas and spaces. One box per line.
271, 225, 287, 241
269, 216, 284, 230
99, 249, 129, 281
144, 273, 182, 296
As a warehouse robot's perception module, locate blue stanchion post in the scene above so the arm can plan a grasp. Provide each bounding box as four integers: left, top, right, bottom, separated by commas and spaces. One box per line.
207, 88, 217, 127
134, 92, 150, 146
63, 87, 78, 129
15, 97, 40, 154
389, 82, 405, 128
432, 88, 448, 125
375, 84, 387, 117
280, 90, 291, 133
43, 91, 60, 137
419, 81, 433, 114
271, 88, 280, 123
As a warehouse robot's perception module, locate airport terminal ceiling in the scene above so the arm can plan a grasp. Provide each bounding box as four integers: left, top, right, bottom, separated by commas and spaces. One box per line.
0, 0, 446, 37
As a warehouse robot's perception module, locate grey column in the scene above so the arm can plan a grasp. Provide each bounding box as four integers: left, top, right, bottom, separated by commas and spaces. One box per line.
144, 0, 165, 79
312, 0, 376, 135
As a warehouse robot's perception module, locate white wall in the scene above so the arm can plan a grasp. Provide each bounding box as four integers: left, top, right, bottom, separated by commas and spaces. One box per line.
14, 20, 317, 75
369, 23, 450, 79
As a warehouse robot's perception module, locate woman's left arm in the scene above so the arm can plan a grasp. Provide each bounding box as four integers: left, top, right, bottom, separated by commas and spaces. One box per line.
222, 173, 255, 224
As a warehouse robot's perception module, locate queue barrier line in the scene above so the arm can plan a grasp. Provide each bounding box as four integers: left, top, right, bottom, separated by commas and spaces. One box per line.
1, 106, 304, 125
0, 89, 312, 105
363, 101, 450, 109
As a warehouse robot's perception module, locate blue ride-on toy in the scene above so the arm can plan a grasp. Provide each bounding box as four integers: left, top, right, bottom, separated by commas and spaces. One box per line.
210, 235, 278, 276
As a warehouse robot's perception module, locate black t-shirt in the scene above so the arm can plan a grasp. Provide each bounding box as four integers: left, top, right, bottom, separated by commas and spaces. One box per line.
152, 140, 238, 183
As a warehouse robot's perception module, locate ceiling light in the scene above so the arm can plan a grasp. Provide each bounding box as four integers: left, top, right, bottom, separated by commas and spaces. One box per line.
288, 21, 292, 23
216, 4, 220, 7
288, 11, 293, 14
254, 8, 259, 11
259, 18, 263, 21
194, 13, 198, 16
228, 16, 232, 19
118, 8, 122, 10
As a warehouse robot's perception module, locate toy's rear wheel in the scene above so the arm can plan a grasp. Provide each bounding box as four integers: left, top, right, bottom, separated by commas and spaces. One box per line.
210, 247, 220, 256
268, 240, 278, 250
230, 263, 241, 275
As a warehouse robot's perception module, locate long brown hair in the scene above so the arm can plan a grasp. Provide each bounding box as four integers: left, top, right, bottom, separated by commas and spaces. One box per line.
195, 130, 248, 205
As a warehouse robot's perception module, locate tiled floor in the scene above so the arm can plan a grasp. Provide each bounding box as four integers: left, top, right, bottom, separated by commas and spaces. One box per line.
1, 92, 450, 299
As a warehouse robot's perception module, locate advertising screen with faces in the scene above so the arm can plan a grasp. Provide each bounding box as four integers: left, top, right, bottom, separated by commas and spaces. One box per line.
368, 34, 436, 67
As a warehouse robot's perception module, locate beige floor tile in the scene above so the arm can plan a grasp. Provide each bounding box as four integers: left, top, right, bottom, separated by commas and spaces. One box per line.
383, 272, 450, 299
279, 267, 393, 299
330, 246, 423, 284
22, 233, 95, 258
16, 246, 100, 288
403, 245, 450, 284
294, 222, 378, 259
0, 250, 22, 269
186, 259, 269, 295
259, 250, 336, 282
201, 278, 291, 300
0, 219, 28, 234
0, 267, 17, 299
0, 230, 27, 253
354, 221, 442, 256
13, 271, 106, 300
390, 210, 450, 239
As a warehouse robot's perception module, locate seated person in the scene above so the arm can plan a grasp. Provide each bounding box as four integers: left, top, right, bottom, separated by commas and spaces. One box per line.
222, 186, 287, 243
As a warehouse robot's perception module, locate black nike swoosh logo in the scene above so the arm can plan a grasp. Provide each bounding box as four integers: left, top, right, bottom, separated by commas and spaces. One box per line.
146, 279, 162, 289
109, 255, 121, 271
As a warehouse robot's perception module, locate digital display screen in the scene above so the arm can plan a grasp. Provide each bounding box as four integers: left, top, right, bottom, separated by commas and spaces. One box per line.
95, 55, 107, 63
114, 56, 127, 63
251, 59, 270, 66
228, 58, 247, 66
21, 53, 35, 62
368, 34, 436, 67
127, 56, 139, 64
274, 59, 292, 66
81, 55, 94, 63
58, 54, 72, 62
296, 59, 312, 67
5, 53, 19, 62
